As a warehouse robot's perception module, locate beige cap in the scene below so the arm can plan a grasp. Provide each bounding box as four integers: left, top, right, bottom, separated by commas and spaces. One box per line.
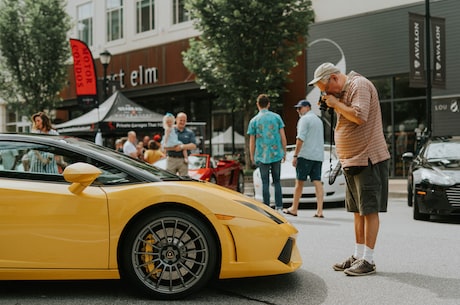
307, 62, 341, 86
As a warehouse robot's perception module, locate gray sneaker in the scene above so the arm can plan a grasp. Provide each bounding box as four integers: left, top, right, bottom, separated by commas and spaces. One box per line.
344, 259, 376, 276
332, 256, 357, 271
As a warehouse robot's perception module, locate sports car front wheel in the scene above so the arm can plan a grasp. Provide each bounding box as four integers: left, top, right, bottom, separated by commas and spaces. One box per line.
119, 209, 218, 300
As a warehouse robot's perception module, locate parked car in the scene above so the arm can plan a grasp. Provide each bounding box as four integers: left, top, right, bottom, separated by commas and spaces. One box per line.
155, 154, 244, 193
0, 134, 301, 300
402, 136, 460, 220
253, 145, 346, 207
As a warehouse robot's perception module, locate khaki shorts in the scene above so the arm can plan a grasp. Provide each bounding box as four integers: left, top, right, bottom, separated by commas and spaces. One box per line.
167, 156, 188, 176
343, 159, 389, 215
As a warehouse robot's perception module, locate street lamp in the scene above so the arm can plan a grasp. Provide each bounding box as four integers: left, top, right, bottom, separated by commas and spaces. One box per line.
100, 49, 112, 101
95, 50, 111, 146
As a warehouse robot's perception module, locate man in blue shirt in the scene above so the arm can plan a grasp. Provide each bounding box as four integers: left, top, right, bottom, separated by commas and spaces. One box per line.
283, 100, 325, 217
248, 94, 287, 211
166, 112, 197, 176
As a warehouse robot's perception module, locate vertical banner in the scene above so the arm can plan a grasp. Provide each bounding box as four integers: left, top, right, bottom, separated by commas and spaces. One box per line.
408, 12, 426, 88
431, 16, 446, 89
69, 38, 98, 107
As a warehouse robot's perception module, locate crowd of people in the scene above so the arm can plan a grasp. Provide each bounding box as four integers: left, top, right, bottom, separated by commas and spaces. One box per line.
114, 111, 196, 176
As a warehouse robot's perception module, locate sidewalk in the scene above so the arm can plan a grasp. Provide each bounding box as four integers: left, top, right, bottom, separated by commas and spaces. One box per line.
388, 179, 407, 199
243, 177, 408, 199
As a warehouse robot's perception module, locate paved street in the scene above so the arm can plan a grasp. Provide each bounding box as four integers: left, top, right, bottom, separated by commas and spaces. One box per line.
1, 181, 459, 305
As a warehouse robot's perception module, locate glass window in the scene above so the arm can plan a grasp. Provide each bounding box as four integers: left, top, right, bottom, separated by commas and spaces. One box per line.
106, 0, 124, 42
172, 0, 189, 24
0, 140, 139, 185
77, 3, 93, 46
136, 0, 155, 33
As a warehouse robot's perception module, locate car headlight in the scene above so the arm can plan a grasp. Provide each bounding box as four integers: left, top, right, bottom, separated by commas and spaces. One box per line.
416, 167, 455, 187
235, 200, 284, 224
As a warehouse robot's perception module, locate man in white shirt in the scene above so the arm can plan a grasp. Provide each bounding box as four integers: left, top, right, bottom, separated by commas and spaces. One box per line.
123, 131, 138, 158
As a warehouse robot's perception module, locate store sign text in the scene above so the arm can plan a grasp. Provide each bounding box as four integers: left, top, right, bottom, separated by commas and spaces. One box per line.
109, 65, 159, 89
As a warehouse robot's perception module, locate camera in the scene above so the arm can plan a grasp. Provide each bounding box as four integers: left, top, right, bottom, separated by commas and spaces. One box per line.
318, 93, 332, 113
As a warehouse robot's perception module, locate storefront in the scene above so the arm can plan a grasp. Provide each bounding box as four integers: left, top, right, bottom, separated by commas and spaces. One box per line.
58, 37, 307, 156
306, 0, 460, 177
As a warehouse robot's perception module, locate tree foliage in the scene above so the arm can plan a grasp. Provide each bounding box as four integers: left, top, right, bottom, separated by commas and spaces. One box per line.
183, 0, 314, 166
0, 0, 71, 116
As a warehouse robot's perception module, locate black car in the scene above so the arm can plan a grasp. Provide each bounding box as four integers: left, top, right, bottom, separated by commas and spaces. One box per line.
403, 137, 460, 220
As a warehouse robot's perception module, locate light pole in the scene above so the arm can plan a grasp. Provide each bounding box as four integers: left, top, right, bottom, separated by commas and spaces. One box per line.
99, 49, 112, 101
95, 50, 111, 146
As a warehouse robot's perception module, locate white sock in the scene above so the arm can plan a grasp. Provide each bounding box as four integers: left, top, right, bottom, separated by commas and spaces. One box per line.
363, 246, 374, 264
354, 243, 364, 259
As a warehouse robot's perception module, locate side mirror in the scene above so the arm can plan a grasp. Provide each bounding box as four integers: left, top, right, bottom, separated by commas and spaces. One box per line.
63, 162, 102, 194
402, 152, 414, 161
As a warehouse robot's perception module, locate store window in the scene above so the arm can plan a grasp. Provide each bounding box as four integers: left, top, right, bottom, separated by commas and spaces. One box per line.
172, 0, 190, 24
106, 0, 123, 42
77, 2, 93, 46
136, 0, 155, 33
372, 74, 426, 177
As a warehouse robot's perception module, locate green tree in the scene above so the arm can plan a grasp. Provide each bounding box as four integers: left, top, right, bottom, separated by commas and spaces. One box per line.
0, 0, 71, 116
183, 0, 314, 166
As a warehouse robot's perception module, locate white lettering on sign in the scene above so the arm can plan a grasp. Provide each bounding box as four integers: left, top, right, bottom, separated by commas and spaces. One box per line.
434, 104, 447, 111
414, 22, 420, 61
110, 65, 159, 89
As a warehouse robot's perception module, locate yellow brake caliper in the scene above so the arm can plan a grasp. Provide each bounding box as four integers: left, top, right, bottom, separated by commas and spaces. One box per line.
141, 234, 162, 278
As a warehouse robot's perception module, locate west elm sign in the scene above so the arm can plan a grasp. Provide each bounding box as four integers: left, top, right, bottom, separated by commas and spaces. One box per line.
109, 65, 159, 89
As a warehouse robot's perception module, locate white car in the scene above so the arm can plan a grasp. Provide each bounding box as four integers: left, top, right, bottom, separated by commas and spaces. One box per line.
253, 145, 346, 206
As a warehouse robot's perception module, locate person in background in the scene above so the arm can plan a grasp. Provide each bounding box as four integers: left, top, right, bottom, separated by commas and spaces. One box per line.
123, 131, 138, 158
144, 140, 164, 164
0, 149, 19, 170
165, 112, 197, 176
162, 113, 189, 163
115, 139, 124, 152
29, 112, 61, 173
31, 112, 59, 135
247, 94, 287, 212
142, 135, 150, 150
137, 141, 145, 161
283, 100, 325, 218
308, 62, 390, 276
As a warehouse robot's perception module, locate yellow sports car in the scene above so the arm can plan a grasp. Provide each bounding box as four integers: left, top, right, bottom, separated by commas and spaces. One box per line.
0, 133, 301, 300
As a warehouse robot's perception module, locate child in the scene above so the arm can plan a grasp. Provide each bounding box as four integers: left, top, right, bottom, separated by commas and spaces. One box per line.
162, 113, 188, 163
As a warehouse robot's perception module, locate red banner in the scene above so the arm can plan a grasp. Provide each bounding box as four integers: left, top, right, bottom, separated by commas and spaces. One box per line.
69, 38, 98, 107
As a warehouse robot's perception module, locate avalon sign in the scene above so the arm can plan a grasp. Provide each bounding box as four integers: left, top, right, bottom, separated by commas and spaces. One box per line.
409, 12, 425, 88
408, 13, 446, 89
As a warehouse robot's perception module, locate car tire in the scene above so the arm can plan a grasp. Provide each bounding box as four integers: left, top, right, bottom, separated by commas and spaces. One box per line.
407, 179, 413, 207
119, 209, 218, 300
237, 172, 244, 193
413, 200, 430, 221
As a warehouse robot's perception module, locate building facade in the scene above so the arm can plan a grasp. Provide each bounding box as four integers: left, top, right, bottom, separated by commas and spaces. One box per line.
307, 0, 460, 176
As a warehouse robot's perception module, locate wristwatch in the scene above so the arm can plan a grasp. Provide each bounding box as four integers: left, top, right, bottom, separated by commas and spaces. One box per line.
293, 155, 298, 158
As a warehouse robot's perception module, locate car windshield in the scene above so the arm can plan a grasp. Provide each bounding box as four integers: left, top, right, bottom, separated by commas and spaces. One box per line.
425, 141, 460, 168
188, 155, 207, 170
426, 142, 460, 160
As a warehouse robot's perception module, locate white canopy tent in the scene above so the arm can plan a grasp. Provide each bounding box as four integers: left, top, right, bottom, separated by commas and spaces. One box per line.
205, 126, 245, 156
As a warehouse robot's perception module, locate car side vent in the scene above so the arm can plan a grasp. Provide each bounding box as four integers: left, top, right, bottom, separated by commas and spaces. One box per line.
278, 237, 294, 264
